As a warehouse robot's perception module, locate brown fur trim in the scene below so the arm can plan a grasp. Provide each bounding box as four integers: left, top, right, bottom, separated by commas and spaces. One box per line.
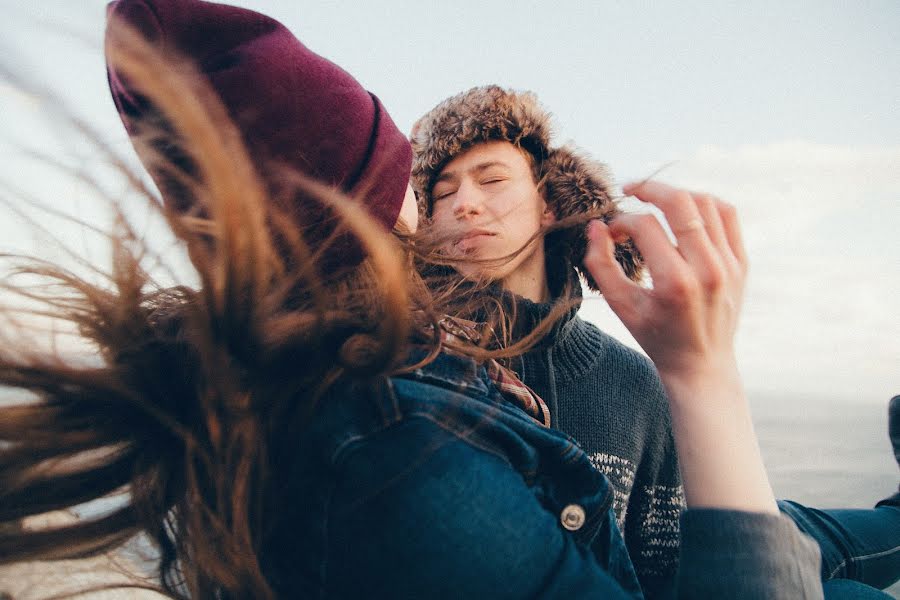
411, 85, 643, 288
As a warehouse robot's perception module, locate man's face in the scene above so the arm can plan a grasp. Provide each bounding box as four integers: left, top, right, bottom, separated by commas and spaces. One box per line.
430, 140, 555, 283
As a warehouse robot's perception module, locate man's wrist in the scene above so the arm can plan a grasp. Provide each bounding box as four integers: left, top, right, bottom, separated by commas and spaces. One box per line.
657, 356, 744, 407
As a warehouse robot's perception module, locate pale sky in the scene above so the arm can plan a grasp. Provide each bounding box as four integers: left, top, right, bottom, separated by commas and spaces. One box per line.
1, 0, 898, 404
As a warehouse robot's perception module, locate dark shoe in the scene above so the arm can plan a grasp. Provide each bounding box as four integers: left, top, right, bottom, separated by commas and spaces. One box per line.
877, 396, 900, 508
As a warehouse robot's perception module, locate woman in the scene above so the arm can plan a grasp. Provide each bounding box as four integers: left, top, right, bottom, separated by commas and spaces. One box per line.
0, 0, 822, 598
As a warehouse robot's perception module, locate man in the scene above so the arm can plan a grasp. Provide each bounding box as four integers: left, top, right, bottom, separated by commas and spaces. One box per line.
412, 85, 900, 599
411, 85, 683, 597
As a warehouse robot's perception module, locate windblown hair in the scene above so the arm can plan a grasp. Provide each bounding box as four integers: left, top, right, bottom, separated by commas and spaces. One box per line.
0, 26, 570, 600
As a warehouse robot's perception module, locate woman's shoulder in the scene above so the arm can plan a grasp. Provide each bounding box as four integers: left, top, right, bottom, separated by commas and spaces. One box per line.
272, 352, 640, 599
323, 412, 632, 599
321, 368, 638, 599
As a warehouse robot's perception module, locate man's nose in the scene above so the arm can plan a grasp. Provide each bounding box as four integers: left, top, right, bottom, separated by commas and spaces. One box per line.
452, 180, 483, 219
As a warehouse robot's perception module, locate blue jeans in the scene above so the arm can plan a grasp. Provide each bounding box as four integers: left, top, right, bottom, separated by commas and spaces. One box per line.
823, 580, 895, 599
779, 499, 900, 597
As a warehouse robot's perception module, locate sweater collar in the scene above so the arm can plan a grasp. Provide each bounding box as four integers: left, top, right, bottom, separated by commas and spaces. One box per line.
511, 270, 615, 382
509, 268, 582, 349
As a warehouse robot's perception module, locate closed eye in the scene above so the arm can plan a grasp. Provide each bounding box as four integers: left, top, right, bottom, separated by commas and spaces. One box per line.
433, 189, 457, 202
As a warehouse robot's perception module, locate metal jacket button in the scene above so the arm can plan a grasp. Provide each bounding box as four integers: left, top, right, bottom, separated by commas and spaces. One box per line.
560, 504, 586, 531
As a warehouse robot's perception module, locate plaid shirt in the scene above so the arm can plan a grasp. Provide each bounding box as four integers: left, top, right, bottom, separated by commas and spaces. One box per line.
439, 317, 551, 427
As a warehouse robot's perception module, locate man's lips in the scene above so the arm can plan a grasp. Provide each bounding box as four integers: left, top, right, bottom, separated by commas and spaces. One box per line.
454, 229, 496, 249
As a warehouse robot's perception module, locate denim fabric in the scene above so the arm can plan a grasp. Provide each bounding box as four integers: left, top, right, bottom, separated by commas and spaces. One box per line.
779, 500, 900, 590
264, 350, 643, 599
822, 580, 894, 599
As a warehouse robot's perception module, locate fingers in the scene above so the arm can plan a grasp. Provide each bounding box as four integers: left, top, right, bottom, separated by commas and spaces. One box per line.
591, 182, 747, 303
583, 220, 642, 318
623, 181, 745, 269
693, 192, 728, 255
623, 181, 719, 269
717, 200, 747, 269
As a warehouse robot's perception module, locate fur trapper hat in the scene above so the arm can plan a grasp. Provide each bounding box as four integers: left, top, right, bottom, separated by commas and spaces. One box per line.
410, 85, 641, 290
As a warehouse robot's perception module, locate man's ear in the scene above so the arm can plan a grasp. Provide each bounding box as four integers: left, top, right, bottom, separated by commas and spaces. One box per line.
541, 202, 557, 226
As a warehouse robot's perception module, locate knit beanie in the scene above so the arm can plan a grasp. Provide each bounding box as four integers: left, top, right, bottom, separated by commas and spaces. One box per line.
410, 85, 641, 290
105, 0, 412, 261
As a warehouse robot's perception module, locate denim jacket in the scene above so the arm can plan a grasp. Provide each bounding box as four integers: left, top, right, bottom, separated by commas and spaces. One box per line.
263, 351, 822, 599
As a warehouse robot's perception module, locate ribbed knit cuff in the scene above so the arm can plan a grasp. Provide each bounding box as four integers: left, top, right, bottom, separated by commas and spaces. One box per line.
679, 508, 823, 599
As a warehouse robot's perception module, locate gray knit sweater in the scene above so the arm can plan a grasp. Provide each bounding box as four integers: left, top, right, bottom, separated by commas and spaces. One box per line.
513, 294, 683, 599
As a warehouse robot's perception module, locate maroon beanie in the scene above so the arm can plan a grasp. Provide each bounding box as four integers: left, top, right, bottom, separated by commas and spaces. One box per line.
105, 0, 411, 243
